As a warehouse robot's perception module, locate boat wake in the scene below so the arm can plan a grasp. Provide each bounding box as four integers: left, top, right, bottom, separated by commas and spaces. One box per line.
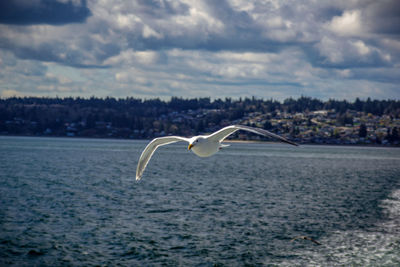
280, 189, 400, 266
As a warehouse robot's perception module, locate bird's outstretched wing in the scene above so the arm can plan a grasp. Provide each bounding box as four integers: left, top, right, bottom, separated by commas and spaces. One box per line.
208, 125, 298, 146
136, 136, 190, 180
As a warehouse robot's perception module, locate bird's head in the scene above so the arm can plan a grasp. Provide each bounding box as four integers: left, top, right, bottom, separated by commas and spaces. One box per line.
188, 137, 202, 150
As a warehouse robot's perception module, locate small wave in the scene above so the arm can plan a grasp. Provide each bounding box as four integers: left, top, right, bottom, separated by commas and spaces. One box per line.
146, 208, 176, 214
27, 249, 46, 257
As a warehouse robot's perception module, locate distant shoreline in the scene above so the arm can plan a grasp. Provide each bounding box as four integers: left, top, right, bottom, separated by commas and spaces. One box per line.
1, 134, 399, 147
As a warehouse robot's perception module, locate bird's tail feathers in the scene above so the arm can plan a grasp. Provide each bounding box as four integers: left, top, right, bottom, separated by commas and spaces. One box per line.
219, 144, 230, 149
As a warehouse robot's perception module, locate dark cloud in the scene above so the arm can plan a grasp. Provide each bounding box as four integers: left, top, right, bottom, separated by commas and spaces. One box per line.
314, 6, 343, 22
351, 68, 400, 84
365, 0, 400, 35
134, 0, 189, 18
204, 0, 264, 46
124, 0, 286, 53
205, 0, 253, 29
8, 40, 116, 68
0, 0, 91, 25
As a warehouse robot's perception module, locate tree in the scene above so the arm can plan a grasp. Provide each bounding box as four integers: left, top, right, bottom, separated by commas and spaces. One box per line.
195, 120, 205, 133
337, 113, 353, 126
359, 124, 367, 138
388, 127, 399, 143
263, 120, 272, 130
354, 97, 363, 111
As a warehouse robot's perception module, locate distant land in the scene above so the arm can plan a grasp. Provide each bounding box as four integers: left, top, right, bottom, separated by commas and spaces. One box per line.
1, 96, 399, 146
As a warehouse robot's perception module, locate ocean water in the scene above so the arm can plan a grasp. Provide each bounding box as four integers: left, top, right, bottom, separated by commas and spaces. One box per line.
0, 136, 400, 266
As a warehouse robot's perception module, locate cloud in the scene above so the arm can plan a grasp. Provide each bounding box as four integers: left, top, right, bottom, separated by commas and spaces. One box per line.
0, 0, 399, 100
327, 9, 363, 37
0, 0, 91, 25
323, 1, 400, 37
104, 49, 160, 66
314, 37, 391, 67
362, 0, 400, 35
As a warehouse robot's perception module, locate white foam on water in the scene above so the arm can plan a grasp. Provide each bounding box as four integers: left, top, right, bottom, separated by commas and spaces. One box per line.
277, 189, 400, 266
380, 189, 400, 232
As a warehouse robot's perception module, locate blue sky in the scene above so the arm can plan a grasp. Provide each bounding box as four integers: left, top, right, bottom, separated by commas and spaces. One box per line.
0, 0, 399, 100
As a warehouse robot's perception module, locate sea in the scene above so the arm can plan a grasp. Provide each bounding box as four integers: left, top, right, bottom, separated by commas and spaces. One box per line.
1, 136, 400, 266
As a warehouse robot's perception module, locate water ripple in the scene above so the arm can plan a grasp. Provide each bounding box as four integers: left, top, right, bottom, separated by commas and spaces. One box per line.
1, 137, 399, 266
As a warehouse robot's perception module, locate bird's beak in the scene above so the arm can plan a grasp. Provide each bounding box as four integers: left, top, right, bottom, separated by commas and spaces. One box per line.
188, 144, 193, 150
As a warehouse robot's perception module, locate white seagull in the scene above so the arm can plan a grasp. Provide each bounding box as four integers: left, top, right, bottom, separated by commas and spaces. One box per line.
136, 125, 298, 180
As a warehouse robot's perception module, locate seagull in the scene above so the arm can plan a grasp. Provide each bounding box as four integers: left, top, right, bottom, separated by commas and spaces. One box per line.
290, 236, 322, 245
135, 125, 298, 180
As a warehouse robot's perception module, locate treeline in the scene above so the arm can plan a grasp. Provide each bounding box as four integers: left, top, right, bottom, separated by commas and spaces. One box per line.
0, 96, 399, 138
2, 96, 399, 115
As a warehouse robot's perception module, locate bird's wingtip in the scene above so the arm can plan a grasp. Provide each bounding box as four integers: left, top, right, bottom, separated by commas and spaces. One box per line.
286, 140, 299, 146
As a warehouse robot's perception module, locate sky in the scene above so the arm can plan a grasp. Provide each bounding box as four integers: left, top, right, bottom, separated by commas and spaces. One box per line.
0, 0, 399, 101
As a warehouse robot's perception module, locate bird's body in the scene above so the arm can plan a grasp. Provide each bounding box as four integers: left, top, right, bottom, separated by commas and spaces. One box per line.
135, 125, 298, 180
189, 136, 220, 157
